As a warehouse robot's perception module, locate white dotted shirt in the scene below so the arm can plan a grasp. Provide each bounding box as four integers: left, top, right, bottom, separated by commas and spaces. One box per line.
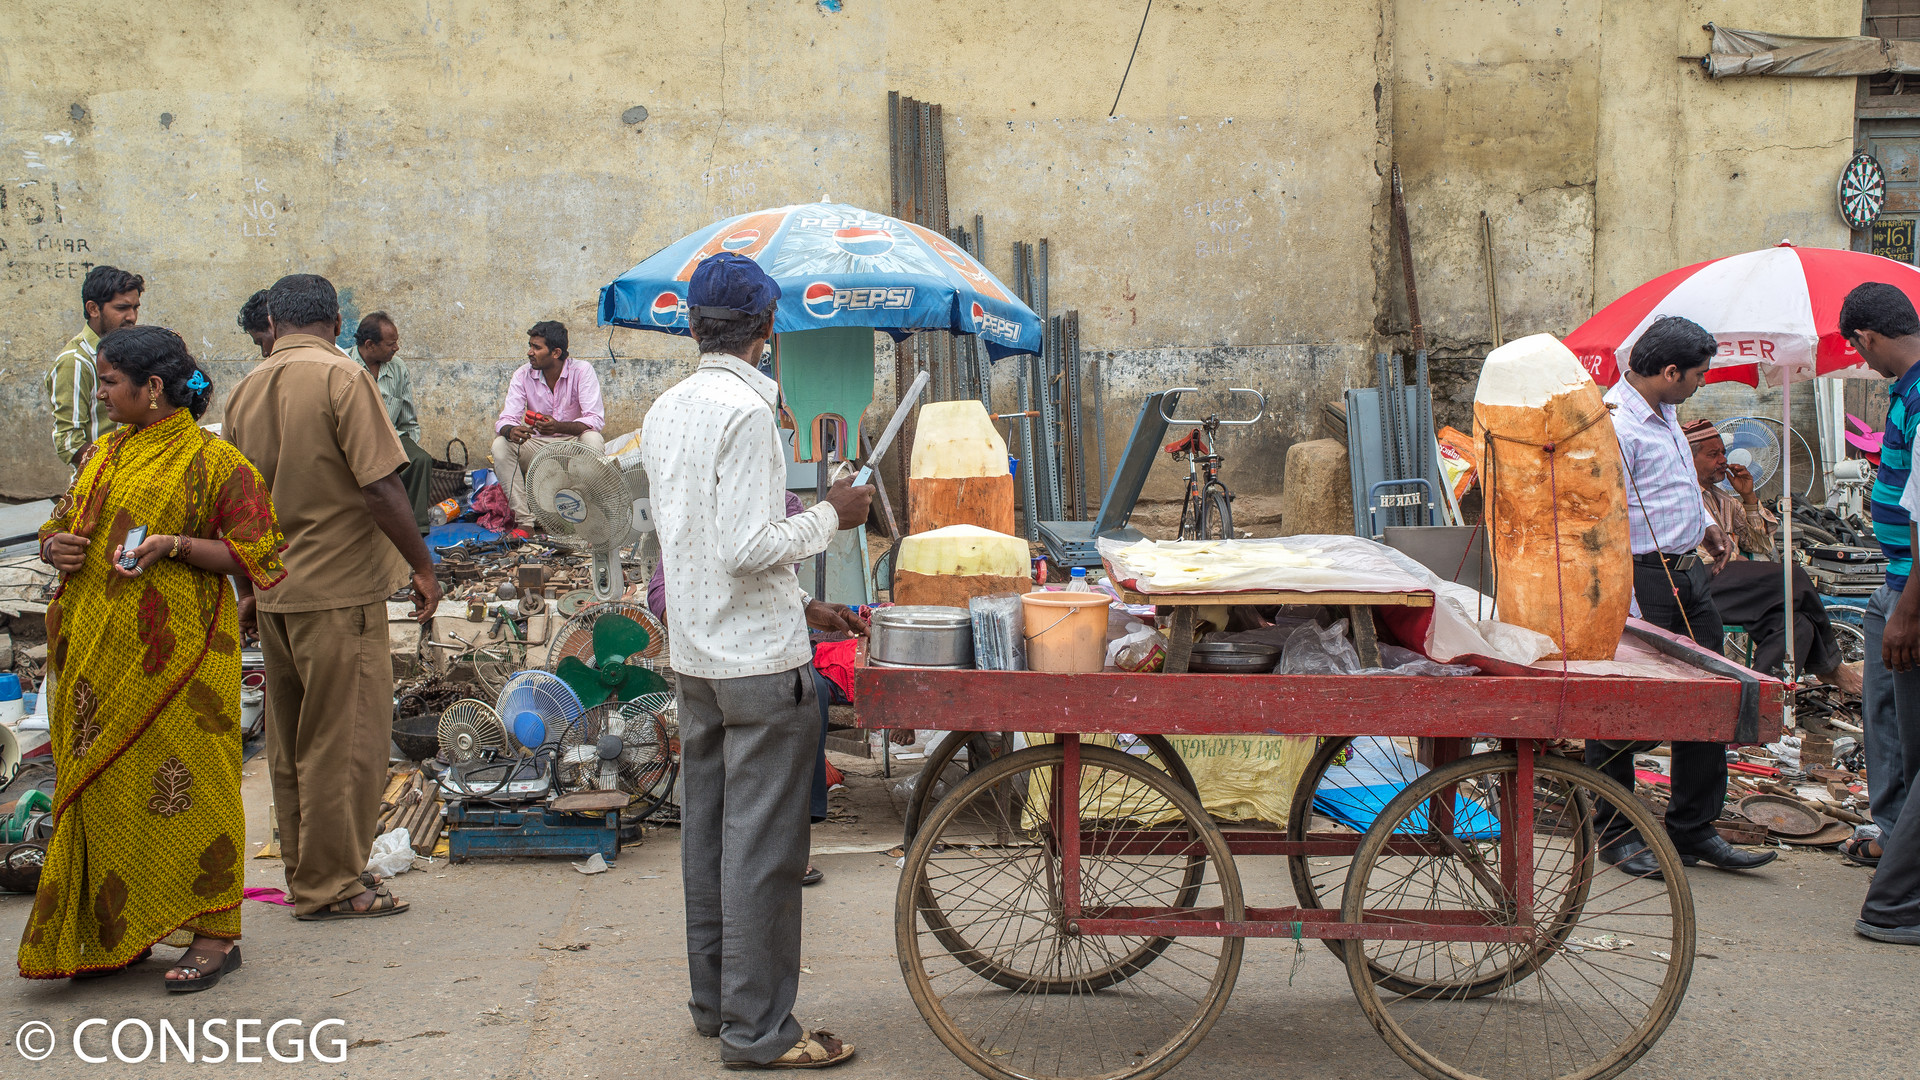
640, 353, 838, 679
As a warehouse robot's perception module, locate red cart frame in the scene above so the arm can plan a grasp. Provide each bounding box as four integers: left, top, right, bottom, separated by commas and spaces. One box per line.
860, 655, 1784, 1080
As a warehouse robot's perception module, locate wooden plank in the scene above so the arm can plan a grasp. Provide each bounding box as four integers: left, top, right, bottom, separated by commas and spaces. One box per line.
852, 667, 1783, 745
1117, 587, 1433, 608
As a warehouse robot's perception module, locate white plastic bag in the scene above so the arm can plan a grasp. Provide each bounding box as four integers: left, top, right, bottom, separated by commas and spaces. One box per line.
364, 827, 415, 878
1105, 619, 1164, 670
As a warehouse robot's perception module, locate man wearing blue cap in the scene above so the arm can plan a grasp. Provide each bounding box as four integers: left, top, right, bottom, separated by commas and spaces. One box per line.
641, 252, 872, 1069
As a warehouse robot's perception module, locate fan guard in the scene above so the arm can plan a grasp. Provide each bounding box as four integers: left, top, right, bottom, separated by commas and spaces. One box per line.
437, 700, 508, 765
545, 602, 670, 674
496, 670, 586, 752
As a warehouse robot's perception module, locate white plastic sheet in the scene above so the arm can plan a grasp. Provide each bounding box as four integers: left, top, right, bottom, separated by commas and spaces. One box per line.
1100, 535, 1557, 667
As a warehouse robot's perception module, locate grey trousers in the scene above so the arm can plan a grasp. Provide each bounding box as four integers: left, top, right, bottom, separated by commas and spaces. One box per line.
1863, 771, 1920, 928
1861, 585, 1920, 836
678, 665, 818, 1064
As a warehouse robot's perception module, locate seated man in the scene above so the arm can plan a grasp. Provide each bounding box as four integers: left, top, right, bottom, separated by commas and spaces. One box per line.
1688, 418, 1861, 693
349, 312, 436, 533
491, 320, 604, 538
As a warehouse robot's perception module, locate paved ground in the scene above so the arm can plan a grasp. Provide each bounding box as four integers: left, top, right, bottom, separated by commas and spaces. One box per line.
0, 750, 1912, 1079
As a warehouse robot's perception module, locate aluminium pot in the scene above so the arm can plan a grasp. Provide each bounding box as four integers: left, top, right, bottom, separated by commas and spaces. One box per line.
870, 605, 974, 668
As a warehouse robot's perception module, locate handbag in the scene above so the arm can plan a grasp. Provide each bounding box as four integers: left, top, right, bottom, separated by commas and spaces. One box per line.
430, 438, 468, 502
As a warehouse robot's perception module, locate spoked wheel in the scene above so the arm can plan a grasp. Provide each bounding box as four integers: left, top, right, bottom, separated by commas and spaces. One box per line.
1343, 751, 1693, 1080
898, 743, 1243, 1080
903, 733, 1198, 848
1288, 737, 1587, 997
1201, 484, 1234, 540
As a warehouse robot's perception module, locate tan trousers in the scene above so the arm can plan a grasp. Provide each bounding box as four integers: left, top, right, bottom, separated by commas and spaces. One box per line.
490, 431, 606, 528
258, 601, 393, 916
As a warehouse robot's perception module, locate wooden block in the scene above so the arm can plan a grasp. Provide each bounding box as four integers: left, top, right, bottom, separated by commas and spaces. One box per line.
908, 474, 1016, 535
892, 569, 1033, 609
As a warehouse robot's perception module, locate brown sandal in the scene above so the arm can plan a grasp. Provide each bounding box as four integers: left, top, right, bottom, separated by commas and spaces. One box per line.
296, 883, 411, 921
165, 945, 241, 994
727, 1031, 855, 1069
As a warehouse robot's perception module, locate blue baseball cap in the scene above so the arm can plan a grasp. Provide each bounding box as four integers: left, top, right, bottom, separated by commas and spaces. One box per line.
688, 252, 781, 322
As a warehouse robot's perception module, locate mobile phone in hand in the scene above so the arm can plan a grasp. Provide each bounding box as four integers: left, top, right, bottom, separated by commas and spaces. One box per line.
120, 525, 148, 570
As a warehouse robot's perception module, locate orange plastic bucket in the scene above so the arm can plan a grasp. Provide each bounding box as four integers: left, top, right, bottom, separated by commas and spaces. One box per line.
1021, 591, 1115, 673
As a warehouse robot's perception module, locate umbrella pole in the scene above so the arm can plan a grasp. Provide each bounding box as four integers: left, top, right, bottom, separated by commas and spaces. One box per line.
1781, 376, 1796, 723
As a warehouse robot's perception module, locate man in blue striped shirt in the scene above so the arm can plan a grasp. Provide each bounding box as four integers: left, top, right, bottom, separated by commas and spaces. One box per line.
1841, 283, 1920, 869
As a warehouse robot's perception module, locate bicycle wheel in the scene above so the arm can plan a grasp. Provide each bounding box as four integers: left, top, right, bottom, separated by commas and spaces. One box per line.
1200, 484, 1233, 540
1344, 751, 1692, 1080
898, 743, 1243, 1080
903, 732, 1199, 848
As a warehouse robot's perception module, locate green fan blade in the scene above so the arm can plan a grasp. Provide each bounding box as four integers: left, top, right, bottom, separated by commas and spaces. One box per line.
555, 656, 614, 709
592, 615, 651, 669
612, 665, 670, 703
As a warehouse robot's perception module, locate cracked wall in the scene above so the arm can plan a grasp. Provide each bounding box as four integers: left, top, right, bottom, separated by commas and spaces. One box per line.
0, 0, 1863, 511
1391, 0, 1858, 437
0, 0, 1388, 502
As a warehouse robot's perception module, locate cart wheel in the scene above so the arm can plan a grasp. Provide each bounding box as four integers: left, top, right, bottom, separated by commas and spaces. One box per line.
1288, 737, 1590, 998
1343, 751, 1693, 1080
904, 733, 1197, 848
898, 743, 1243, 1080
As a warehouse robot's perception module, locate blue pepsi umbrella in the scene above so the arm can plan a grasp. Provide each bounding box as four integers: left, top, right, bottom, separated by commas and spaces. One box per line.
597, 202, 1042, 359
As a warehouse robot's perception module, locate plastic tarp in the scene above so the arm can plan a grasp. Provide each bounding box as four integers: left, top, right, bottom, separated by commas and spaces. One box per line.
1703, 23, 1920, 79
1312, 736, 1501, 839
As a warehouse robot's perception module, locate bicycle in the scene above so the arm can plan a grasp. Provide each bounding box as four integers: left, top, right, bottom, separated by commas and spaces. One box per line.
1160, 387, 1264, 541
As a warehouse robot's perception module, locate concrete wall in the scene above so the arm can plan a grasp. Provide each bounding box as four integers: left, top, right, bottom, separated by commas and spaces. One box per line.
1, 0, 1388, 501
1389, 0, 1858, 435
0, 0, 1864, 515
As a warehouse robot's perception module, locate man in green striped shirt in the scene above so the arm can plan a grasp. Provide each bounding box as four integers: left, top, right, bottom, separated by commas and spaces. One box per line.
45, 265, 144, 468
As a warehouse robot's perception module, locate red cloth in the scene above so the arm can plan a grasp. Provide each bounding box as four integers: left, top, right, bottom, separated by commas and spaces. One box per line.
472, 483, 513, 532
814, 638, 858, 702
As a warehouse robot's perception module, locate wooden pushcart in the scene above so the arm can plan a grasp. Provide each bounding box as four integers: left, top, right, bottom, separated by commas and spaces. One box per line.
857, 620, 1782, 1080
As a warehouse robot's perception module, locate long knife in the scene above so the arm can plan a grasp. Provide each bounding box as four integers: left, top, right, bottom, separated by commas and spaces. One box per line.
852, 369, 930, 487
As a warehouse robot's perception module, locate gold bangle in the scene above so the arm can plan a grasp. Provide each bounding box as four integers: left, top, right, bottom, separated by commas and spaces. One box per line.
168, 534, 182, 559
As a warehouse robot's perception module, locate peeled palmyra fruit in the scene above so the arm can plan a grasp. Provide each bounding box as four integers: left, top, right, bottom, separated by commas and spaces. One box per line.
892, 524, 1032, 608
908, 401, 1016, 535
1472, 333, 1632, 660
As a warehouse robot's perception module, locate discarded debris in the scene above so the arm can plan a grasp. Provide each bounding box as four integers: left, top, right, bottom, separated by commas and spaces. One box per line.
1564, 934, 1632, 954
572, 853, 609, 875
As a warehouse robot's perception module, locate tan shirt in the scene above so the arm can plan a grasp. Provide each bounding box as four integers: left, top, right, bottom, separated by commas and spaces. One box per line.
224, 334, 411, 613
1698, 483, 1776, 559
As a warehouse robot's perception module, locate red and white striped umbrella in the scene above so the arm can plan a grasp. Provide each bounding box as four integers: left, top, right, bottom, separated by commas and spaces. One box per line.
1566, 242, 1920, 387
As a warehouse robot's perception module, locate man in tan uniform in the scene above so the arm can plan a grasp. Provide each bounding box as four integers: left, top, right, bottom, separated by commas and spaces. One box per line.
225, 274, 441, 920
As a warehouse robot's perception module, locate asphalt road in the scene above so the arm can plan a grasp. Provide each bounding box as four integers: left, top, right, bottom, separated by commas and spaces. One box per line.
0, 752, 1909, 1079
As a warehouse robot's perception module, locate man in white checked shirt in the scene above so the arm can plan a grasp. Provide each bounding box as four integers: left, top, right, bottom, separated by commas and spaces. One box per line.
1592, 316, 1774, 880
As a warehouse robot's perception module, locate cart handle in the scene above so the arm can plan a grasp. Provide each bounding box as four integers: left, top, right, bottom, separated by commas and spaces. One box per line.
1160, 388, 1265, 427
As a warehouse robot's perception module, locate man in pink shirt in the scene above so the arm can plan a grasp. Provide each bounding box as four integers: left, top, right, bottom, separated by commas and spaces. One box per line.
490, 320, 606, 537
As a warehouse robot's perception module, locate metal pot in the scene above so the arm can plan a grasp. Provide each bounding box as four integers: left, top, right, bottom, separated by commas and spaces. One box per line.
871, 606, 974, 668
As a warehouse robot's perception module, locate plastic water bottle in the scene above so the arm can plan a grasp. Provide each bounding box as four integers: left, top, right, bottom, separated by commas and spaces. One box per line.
1066, 567, 1092, 592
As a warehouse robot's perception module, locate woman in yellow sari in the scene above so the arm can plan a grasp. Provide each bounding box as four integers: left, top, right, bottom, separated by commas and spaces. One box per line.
22, 325, 285, 991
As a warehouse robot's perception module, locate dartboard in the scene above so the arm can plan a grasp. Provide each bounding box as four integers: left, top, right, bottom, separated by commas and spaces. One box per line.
1839, 151, 1886, 231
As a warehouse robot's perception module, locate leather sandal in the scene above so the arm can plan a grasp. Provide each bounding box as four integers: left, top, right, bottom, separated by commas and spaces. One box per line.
296, 883, 411, 921
72, 947, 152, 980
727, 1031, 855, 1069
165, 945, 241, 994
1842, 837, 1882, 868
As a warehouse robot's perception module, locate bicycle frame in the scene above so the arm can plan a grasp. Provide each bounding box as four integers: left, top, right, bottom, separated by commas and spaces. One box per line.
1162, 388, 1264, 540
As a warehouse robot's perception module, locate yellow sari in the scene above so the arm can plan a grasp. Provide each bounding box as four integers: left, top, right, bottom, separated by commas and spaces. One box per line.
19, 408, 285, 978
